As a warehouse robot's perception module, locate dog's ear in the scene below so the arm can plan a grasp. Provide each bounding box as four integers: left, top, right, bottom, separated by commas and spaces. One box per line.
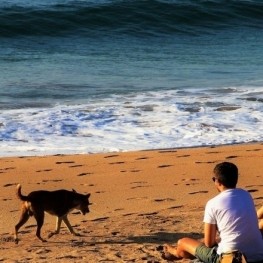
72, 189, 77, 193
86, 193, 91, 198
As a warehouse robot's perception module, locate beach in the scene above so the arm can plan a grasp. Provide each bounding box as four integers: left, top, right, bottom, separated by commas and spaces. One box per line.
0, 143, 263, 262
1, 1, 263, 261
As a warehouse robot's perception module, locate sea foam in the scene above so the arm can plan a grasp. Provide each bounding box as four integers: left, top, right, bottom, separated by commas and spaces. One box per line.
1, 88, 263, 157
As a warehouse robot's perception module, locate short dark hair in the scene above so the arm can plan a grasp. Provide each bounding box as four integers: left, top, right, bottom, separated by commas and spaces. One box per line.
213, 162, 238, 188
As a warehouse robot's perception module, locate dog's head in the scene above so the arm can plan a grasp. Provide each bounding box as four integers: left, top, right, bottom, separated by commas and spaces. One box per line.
73, 191, 91, 215
81, 193, 91, 215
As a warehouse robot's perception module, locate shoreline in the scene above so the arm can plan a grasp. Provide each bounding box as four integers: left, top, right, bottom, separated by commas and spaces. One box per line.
1, 140, 262, 159
1, 142, 263, 262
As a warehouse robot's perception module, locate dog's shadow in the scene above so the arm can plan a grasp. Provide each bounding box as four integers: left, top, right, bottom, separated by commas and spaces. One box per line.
0, 231, 203, 250
127, 231, 203, 244
67, 231, 203, 246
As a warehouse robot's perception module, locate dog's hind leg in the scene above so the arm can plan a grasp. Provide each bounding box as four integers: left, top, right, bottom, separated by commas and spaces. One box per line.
14, 206, 30, 244
33, 209, 46, 242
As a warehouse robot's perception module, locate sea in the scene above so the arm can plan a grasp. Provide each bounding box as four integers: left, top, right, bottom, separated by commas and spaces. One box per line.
1, 0, 263, 157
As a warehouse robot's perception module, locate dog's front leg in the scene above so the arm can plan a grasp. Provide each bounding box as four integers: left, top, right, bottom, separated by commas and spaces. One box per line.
48, 217, 62, 238
62, 215, 80, 236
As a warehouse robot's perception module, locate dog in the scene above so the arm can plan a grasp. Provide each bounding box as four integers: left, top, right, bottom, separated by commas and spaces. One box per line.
14, 184, 91, 243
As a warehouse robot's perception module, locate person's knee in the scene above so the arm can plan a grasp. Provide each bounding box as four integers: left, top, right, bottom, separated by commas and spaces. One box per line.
257, 206, 263, 219
177, 238, 184, 246
177, 237, 191, 246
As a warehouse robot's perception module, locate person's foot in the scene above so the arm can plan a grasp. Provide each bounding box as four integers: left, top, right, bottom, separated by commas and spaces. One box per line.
161, 244, 181, 261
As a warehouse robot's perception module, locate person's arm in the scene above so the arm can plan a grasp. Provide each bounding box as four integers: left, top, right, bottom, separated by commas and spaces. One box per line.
257, 206, 263, 230
204, 222, 217, 247
257, 206, 263, 219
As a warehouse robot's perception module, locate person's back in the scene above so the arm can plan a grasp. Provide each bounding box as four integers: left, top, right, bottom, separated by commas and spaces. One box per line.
205, 187, 263, 261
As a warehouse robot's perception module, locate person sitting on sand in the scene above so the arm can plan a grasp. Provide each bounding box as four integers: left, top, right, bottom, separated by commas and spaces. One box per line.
161, 162, 263, 263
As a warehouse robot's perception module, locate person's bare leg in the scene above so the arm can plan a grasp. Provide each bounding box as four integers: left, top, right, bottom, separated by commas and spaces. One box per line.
164, 237, 202, 259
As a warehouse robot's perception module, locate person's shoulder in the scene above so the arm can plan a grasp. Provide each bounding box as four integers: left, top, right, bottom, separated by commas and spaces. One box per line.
234, 188, 254, 201
206, 193, 221, 206
235, 188, 250, 195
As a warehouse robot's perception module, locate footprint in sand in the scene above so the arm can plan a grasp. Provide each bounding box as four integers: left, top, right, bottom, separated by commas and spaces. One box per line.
136, 157, 149, 160
1, 167, 15, 172
42, 179, 62, 182
131, 185, 149, 189
246, 184, 263, 187
158, 164, 173, 168
122, 213, 137, 217
127, 197, 148, 200
153, 198, 175, 202
195, 161, 215, 164
138, 212, 158, 216
10, 209, 19, 213
130, 169, 141, 173
246, 149, 261, 152
111, 231, 120, 236
77, 172, 93, 176
70, 240, 89, 247
70, 164, 84, 168
2, 198, 12, 201
247, 189, 258, 193
131, 181, 147, 185
109, 161, 125, 164
114, 208, 124, 212
35, 248, 51, 254
3, 183, 17, 187
25, 224, 37, 229
36, 169, 52, 172
104, 154, 119, 158
168, 205, 183, 210
91, 217, 109, 222
182, 178, 199, 182
130, 181, 148, 188
225, 155, 238, 159
0, 236, 14, 242
56, 161, 75, 164
189, 190, 208, 195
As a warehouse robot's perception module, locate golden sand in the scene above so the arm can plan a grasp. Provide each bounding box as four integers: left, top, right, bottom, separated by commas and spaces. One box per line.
0, 143, 263, 262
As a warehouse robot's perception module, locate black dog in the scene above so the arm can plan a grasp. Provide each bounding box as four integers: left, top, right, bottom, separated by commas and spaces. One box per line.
14, 184, 91, 243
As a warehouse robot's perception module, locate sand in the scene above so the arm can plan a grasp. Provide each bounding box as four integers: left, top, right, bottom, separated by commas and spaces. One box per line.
0, 143, 263, 262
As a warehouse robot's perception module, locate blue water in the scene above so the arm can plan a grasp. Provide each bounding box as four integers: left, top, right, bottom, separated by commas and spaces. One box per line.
1, 0, 263, 156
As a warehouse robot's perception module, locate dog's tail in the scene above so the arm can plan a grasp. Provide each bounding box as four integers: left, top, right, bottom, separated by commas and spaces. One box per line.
16, 184, 30, 201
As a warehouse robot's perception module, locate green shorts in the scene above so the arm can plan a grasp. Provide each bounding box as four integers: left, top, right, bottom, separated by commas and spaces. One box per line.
195, 245, 220, 263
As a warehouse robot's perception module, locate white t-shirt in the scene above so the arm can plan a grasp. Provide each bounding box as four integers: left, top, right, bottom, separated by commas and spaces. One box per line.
204, 188, 263, 262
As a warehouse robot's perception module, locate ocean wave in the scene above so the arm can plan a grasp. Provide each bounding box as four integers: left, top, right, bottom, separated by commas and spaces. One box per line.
1, 0, 263, 37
